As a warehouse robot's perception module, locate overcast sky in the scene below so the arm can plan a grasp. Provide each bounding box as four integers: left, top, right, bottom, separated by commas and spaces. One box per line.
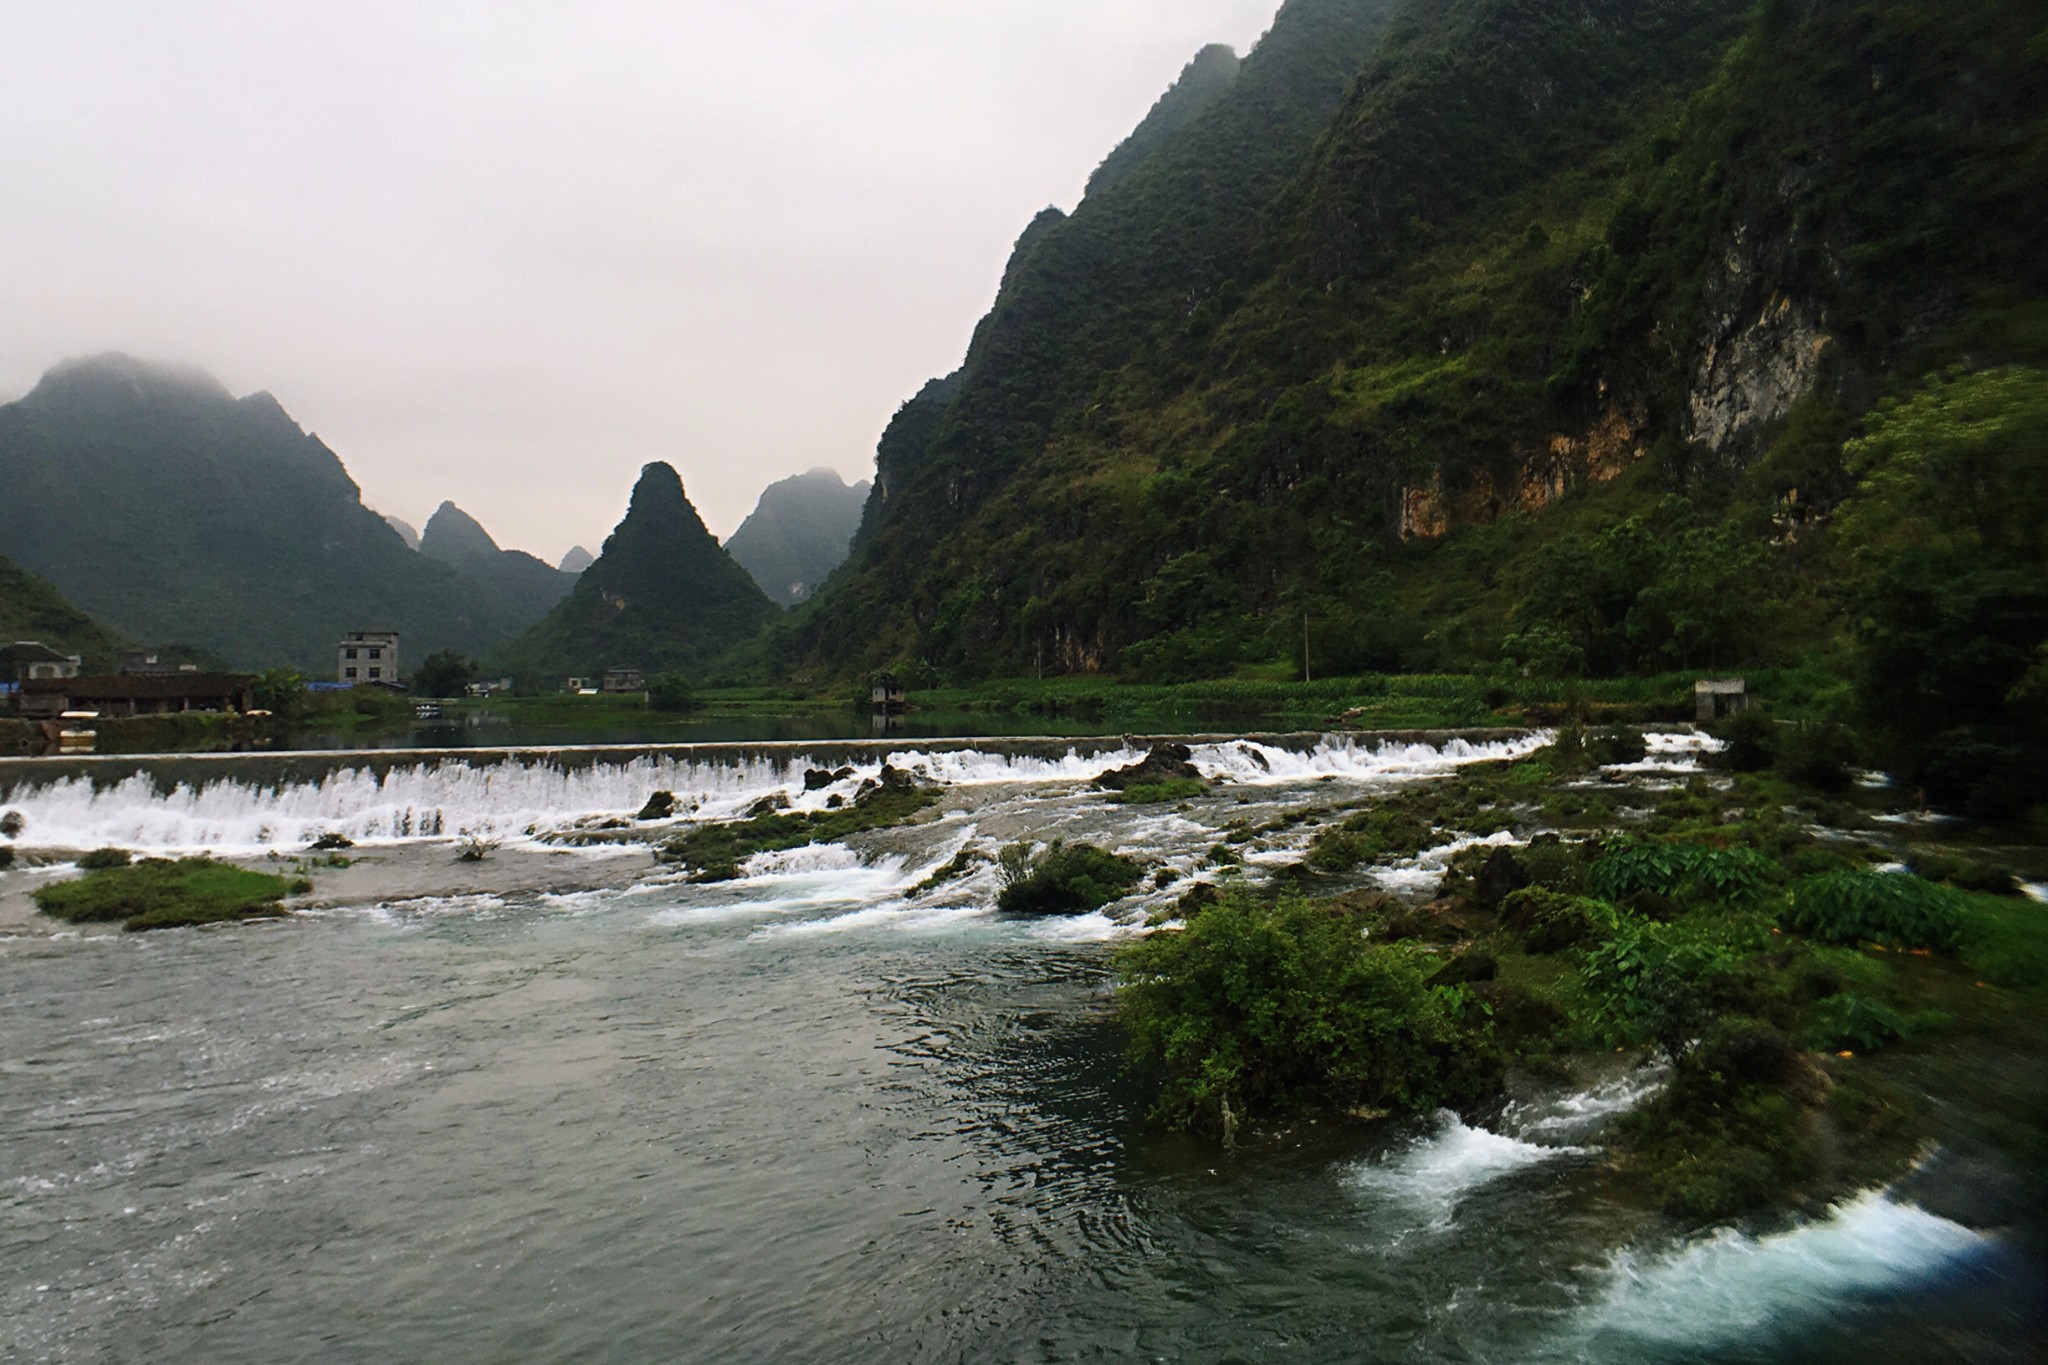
0, 1, 1280, 559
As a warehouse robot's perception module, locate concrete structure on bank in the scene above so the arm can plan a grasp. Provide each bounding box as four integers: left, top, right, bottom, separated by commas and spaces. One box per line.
1695, 677, 1749, 722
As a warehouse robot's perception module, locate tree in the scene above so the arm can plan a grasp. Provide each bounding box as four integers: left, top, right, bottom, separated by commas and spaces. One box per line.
251, 668, 306, 719
1839, 368, 2048, 817
412, 650, 476, 699
646, 673, 697, 712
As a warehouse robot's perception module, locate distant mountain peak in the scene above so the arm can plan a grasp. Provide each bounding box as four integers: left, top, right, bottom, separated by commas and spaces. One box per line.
495, 461, 775, 678
382, 514, 422, 550
26, 352, 234, 409
420, 500, 503, 561
1085, 41, 1243, 198
559, 546, 595, 574
725, 467, 872, 607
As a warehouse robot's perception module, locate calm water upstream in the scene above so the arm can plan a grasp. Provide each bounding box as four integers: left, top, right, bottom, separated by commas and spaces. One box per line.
2, 736, 2038, 1362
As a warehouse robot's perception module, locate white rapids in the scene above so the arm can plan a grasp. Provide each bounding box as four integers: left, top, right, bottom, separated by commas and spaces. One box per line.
0, 733, 1550, 854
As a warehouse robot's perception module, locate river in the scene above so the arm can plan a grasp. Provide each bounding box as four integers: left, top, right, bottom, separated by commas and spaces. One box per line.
1, 735, 2036, 1362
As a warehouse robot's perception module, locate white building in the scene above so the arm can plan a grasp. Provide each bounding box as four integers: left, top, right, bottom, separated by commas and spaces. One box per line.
338, 630, 399, 685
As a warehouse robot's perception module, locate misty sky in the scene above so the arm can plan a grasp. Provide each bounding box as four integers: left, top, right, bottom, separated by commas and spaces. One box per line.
0, 1, 1281, 559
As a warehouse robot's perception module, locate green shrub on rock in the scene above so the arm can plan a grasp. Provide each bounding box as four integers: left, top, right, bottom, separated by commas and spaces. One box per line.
1581, 921, 1745, 1058
1114, 889, 1494, 1137
996, 840, 1145, 916
1805, 993, 1949, 1053
76, 848, 132, 871
1588, 841, 1776, 907
1611, 1018, 1822, 1220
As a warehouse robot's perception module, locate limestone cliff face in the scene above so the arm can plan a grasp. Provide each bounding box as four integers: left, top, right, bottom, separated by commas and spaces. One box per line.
1399, 409, 1646, 542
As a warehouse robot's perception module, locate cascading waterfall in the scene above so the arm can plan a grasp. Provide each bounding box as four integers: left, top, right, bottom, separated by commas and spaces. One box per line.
0, 733, 1551, 853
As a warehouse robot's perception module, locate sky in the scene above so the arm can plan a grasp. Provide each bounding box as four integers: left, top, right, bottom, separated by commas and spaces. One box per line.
0, 1, 1281, 560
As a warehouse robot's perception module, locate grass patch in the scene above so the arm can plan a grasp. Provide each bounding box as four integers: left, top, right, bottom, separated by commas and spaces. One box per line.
35, 858, 306, 931
1110, 777, 1207, 805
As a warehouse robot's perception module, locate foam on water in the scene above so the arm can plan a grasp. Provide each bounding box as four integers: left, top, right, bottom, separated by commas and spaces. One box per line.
1567, 1190, 1990, 1353
1192, 733, 1551, 786
1501, 1065, 1667, 1145
1347, 1110, 1577, 1230
1604, 730, 1727, 775
1367, 829, 1519, 896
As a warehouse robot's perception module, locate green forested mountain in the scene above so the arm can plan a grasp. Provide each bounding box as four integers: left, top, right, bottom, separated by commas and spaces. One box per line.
0, 551, 127, 670
0, 355, 526, 672
724, 468, 872, 606
418, 501, 577, 624
782, 0, 2047, 807
494, 462, 777, 683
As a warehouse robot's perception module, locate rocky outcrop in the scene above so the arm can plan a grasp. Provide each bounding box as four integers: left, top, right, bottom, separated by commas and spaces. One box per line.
1095, 743, 1203, 791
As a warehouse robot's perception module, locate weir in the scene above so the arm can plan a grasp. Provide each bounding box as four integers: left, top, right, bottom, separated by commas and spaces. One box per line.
0, 729, 1536, 798
0, 729, 1546, 853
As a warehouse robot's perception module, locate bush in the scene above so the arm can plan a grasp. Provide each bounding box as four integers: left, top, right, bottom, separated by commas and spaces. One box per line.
1781, 869, 1963, 951
647, 674, 698, 712
1711, 709, 1779, 772
1805, 993, 1949, 1053
1588, 840, 1776, 906
1581, 921, 1743, 1057
1776, 722, 1859, 791
1611, 1018, 1818, 1220
76, 848, 132, 871
1114, 889, 1494, 1135
34, 857, 301, 931
1589, 726, 1649, 766
1500, 887, 1619, 954
995, 840, 1145, 916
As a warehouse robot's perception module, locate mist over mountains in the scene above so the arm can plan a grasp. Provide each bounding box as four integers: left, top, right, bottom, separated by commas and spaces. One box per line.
724, 468, 871, 607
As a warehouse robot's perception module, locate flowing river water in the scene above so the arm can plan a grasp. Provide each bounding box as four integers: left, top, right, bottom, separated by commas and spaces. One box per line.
1, 735, 2037, 1362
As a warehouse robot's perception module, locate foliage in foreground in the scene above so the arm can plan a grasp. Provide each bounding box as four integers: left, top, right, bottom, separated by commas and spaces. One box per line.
1114, 889, 1493, 1137
34, 857, 307, 931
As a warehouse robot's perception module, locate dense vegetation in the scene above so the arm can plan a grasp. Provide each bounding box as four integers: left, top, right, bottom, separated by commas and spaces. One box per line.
492, 462, 778, 685
1114, 736, 2048, 1217
723, 468, 872, 606
0, 355, 537, 671
772, 0, 2048, 824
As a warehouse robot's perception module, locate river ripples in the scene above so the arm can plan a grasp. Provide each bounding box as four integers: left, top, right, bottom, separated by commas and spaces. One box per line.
2, 740, 2036, 1362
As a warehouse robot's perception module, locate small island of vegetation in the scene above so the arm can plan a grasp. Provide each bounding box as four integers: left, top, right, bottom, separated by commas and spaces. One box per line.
34, 854, 309, 931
